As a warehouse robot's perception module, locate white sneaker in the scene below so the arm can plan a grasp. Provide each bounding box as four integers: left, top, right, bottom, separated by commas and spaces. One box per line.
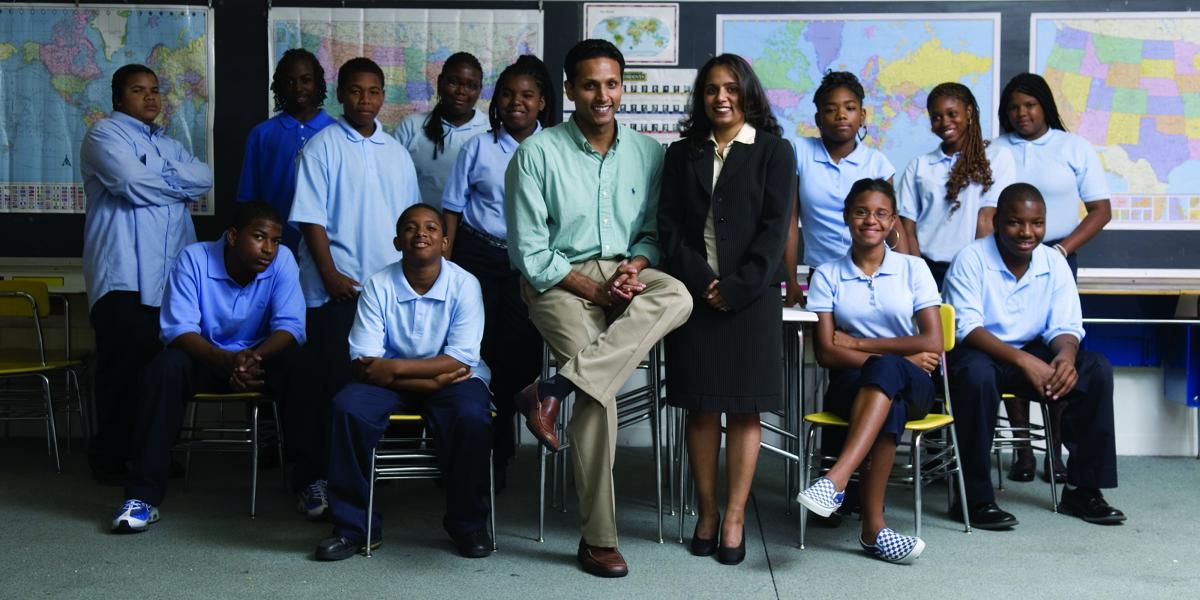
112, 499, 160, 533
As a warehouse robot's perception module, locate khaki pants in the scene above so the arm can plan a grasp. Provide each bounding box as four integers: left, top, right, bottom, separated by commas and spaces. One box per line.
522, 259, 692, 546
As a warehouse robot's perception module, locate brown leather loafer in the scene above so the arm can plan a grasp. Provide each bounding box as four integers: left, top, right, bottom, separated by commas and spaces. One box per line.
576, 538, 629, 578
516, 380, 561, 451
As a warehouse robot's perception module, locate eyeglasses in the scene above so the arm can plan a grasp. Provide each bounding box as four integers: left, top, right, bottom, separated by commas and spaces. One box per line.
849, 208, 894, 221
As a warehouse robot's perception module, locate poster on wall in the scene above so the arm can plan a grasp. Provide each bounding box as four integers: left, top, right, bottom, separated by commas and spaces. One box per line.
0, 3, 214, 214
718, 13, 1000, 189
584, 3, 678, 66
1032, 13, 1200, 230
563, 68, 695, 149
269, 7, 543, 135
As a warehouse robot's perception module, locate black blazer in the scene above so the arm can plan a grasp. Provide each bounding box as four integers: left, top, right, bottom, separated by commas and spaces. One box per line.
658, 130, 797, 312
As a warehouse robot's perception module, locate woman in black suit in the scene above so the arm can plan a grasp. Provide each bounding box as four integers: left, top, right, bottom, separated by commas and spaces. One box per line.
659, 54, 796, 565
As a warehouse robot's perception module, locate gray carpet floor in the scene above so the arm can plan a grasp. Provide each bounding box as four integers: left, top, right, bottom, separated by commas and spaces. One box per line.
2, 439, 1197, 599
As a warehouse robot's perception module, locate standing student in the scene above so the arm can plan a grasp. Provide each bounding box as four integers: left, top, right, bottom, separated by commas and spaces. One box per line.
658, 54, 795, 565
944, 183, 1125, 530
237, 48, 337, 252
288, 57, 421, 520
316, 204, 494, 561
441, 55, 553, 487
112, 202, 304, 533
993, 73, 1112, 482
897, 82, 1015, 287
395, 52, 490, 209
506, 39, 693, 578
796, 178, 942, 564
81, 64, 213, 486
784, 71, 897, 306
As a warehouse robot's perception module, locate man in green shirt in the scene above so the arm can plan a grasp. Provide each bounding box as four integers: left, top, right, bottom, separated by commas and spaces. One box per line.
504, 39, 692, 578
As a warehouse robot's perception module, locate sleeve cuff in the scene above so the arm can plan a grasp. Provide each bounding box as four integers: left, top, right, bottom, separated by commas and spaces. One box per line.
528, 258, 572, 293
444, 347, 478, 369
630, 243, 661, 268
160, 325, 200, 346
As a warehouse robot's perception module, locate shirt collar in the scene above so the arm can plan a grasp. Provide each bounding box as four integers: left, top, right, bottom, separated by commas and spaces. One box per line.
496, 122, 541, 154
395, 258, 451, 303
707, 122, 757, 149
278, 113, 300, 130
205, 239, 275, 284
566, 114, 624, 155
1008, 128, 1056, 147
110, 110, 161, 137
816, 139, 868, 166
337, 117, 388, 145
929, 147, 958, 165
983, 236, 1052, 278
837, 246, 900, 281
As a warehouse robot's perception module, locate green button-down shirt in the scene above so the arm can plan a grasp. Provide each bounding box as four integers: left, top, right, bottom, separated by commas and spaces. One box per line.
504, 117, 664, 292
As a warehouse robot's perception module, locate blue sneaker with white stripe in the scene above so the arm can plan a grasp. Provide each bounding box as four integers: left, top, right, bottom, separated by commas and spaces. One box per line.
796, 477, 844, 517
112, 499, 159, 533
860, 527, 925, 564
297, 479, 328, 520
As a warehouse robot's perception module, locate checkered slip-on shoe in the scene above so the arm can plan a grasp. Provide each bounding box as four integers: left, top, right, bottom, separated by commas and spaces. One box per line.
860, 527, 925, 564
796, 477, 844, 517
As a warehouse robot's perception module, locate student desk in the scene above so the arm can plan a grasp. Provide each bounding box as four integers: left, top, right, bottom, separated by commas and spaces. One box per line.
1078, 268, 1200, 458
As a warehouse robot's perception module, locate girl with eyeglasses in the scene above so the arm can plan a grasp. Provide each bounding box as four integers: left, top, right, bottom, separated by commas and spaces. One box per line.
797, 178, 942, 564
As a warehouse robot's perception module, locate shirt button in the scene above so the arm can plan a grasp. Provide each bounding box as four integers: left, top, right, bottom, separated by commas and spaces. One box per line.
604, 245, 610, 250
602, 218, 609, 224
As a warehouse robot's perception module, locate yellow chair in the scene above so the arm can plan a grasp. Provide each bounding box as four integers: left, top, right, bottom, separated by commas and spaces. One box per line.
366, 412, 498, 557
799, 304, 971, 548
172, 391, 286, 517
0, 280, 85, 471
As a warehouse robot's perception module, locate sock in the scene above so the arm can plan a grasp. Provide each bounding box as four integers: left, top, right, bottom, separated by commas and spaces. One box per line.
538, 374, 574, 400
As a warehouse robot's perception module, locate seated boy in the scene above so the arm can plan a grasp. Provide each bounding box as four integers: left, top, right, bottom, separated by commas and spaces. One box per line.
316, 203, 494, 561
112, 201, 306, 532
944, 183, 1125, 530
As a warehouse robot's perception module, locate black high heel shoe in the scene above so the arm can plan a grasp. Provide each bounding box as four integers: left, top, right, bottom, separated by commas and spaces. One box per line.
689, 522, 716, 557
716, 530, 746, 565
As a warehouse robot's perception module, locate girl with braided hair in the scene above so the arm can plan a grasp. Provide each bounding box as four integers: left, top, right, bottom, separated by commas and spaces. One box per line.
440, 55, 554, 488
898, 82, 1015, 287
395, 52, 490, 209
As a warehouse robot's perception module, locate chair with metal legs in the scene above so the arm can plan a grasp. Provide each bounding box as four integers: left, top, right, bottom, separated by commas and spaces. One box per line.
366, 412, 497, 557
991, 395, 1059, 511
534, 341, 666, 543
797, 304, 972, 548
173, 392, 286, 517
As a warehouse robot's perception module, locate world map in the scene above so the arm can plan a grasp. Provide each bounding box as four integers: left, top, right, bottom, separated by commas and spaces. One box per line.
269, 8, 542, 134
593, 17, 671, 61
1034, 14, 1200, 229
718, 15, 999, 184
0, 5, 212, 213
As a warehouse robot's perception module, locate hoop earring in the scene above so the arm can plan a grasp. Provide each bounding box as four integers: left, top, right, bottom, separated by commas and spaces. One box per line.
886, 227, 899, 250
857, 126, 867, 142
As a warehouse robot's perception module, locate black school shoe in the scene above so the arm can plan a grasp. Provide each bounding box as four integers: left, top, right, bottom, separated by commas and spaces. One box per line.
949, 501, 1019, 530
314, 535, 381, 561
1058, 487, 1127, 525
450, 528, 493, 558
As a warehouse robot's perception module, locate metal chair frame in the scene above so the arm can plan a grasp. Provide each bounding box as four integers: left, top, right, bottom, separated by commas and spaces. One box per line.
992, 395, 1059, 511
366, 413, 497, 557
173, 392, 286, 517
535, 341, 667, 543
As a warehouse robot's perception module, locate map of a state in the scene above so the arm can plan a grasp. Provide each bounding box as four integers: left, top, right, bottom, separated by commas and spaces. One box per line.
1033, 13, 1200, 229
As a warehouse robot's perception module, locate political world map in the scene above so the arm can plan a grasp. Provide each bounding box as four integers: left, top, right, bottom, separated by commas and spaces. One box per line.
0, 4, 212, 213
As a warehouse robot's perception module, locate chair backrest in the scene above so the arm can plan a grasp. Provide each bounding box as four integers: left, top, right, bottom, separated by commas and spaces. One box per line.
0, 280, 51, 318
0, 280, 50, 365
939, 303, 956, 353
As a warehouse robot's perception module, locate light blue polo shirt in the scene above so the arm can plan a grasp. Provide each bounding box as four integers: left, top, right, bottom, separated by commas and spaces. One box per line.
793, 137, 895, 268
80, 111, 212, 309
348, 258, 491, 385
159, 240, 306, 352
943, 236, 1085, 347
237, 109, 338, 250
993, 129, 1110, 242
442, 124, 542, 240
394, 110, 491, 210
289, 117, 421, 307
897, 143, 1016, 263
807, 248, 941, 339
